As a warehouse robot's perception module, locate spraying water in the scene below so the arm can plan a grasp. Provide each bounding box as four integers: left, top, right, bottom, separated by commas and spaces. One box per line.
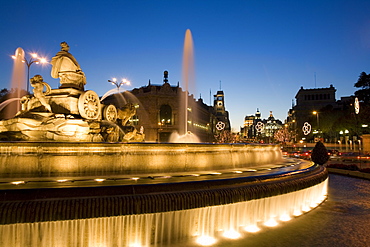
170, 29, 199, 143
169, 131, 200, 143
100, 88, 128, 103
4, 48, 26, 118
11, 48, 26, 91
0, 98, 22, 112
181, 29, 195, 135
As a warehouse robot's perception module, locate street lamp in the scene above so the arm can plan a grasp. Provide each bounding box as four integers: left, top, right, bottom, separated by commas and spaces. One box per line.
12, 51, 47, 93
108, 78, 130, 92
312, 111, 319, 128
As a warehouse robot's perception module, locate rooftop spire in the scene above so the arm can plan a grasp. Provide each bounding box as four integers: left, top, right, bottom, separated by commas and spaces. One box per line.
163, 70, 169, 84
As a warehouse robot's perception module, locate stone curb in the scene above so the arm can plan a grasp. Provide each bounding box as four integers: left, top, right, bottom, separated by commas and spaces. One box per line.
326, 168, 370, 180
0, 166, 327, 224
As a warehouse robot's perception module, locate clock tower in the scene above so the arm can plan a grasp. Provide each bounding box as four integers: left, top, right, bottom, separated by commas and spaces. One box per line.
214, 91, 226, 114
213, 90, 231, 130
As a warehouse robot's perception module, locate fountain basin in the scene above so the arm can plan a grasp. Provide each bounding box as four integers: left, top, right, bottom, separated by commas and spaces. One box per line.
0, 142, 282, 178
0, 141, 328, 246
0, 160, 327, 224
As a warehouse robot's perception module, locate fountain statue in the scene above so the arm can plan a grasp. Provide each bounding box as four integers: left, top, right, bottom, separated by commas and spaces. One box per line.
0, 42, 144, 142
50, 41, 87, 90
0, 36, 328, 247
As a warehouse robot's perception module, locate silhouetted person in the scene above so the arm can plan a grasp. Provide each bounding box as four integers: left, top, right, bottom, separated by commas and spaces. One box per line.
311, 141, 329, 165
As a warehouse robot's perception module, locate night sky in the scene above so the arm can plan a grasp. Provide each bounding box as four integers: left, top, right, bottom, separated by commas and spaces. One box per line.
1, 0, 369, 129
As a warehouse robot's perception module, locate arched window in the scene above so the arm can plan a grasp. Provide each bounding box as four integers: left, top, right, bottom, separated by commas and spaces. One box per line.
159, 105, 172, 125
130, 115, 139, 125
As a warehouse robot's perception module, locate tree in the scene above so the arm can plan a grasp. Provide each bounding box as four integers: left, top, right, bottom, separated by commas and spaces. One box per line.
0, 88, 10, 103
354, 72, 370, 105
311, 141, 329, 165
214, 130, 238, 143
274, 128, 295, 144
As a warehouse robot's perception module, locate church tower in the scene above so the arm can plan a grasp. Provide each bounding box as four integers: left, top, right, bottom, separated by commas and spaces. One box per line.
213, 90, 231, 130
255, 108, 261, 120
214, 91, 226, 114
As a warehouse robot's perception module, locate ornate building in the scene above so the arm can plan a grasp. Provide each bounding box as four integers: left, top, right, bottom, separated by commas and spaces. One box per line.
241, 109, 261, 140
240, 110, 282, 142
264, 111, 282, 141
288, 85, 337, 137
286, 84, 356, 142
213, 90, 231, 131
103, 71, 230, 142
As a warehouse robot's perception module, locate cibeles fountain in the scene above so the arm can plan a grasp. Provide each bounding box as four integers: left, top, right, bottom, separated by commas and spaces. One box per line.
0, 36, 328, 247
0, 41, 143, 142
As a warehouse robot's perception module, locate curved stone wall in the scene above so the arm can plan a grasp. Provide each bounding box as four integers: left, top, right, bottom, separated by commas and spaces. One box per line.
0, 164, 327, 224
0, 142, 282, 178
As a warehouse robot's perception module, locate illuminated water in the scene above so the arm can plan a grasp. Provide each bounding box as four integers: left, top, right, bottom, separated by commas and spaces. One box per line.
0, 98, 21, 111
0, 141, 328, 246
169, 131, 200, 143
0, 142, 282, 177
100, 88, 124, 102
3, 48, 26, 118
180, 29, 195, 135
0, 178, 327, 246
0, 152, 328, 247
181, 174, 369, 247
11, 48, 26, 91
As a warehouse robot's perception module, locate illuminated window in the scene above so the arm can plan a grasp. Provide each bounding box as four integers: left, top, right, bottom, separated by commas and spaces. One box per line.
130, 115, 139, 125
159, 105, 172, 125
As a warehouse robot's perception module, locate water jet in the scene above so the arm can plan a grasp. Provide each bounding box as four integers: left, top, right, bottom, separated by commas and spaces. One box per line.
180, 29, 195, 137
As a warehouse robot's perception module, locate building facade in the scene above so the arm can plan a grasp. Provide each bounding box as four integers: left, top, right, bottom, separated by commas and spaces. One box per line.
288, 85, 337, 136
103, 71, 230, 142
286, 84, 356, 143
240, 109, 283, 142
213, 90, 231, 131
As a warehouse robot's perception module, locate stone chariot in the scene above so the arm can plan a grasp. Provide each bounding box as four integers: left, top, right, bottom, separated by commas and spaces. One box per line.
0, 42, 142, 142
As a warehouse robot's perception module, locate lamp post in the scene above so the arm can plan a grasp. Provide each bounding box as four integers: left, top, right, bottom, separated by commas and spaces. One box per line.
312, 111, 319, 128
12, 52, 47, 93
312, 111, 320, 141
108, 78, 130, 92
345, 130, 349, 151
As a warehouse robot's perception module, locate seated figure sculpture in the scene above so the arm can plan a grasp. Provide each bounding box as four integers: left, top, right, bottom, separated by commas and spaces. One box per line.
51, 42, 86, 90
20, 75, 52, 113
30, 75, 52, 112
